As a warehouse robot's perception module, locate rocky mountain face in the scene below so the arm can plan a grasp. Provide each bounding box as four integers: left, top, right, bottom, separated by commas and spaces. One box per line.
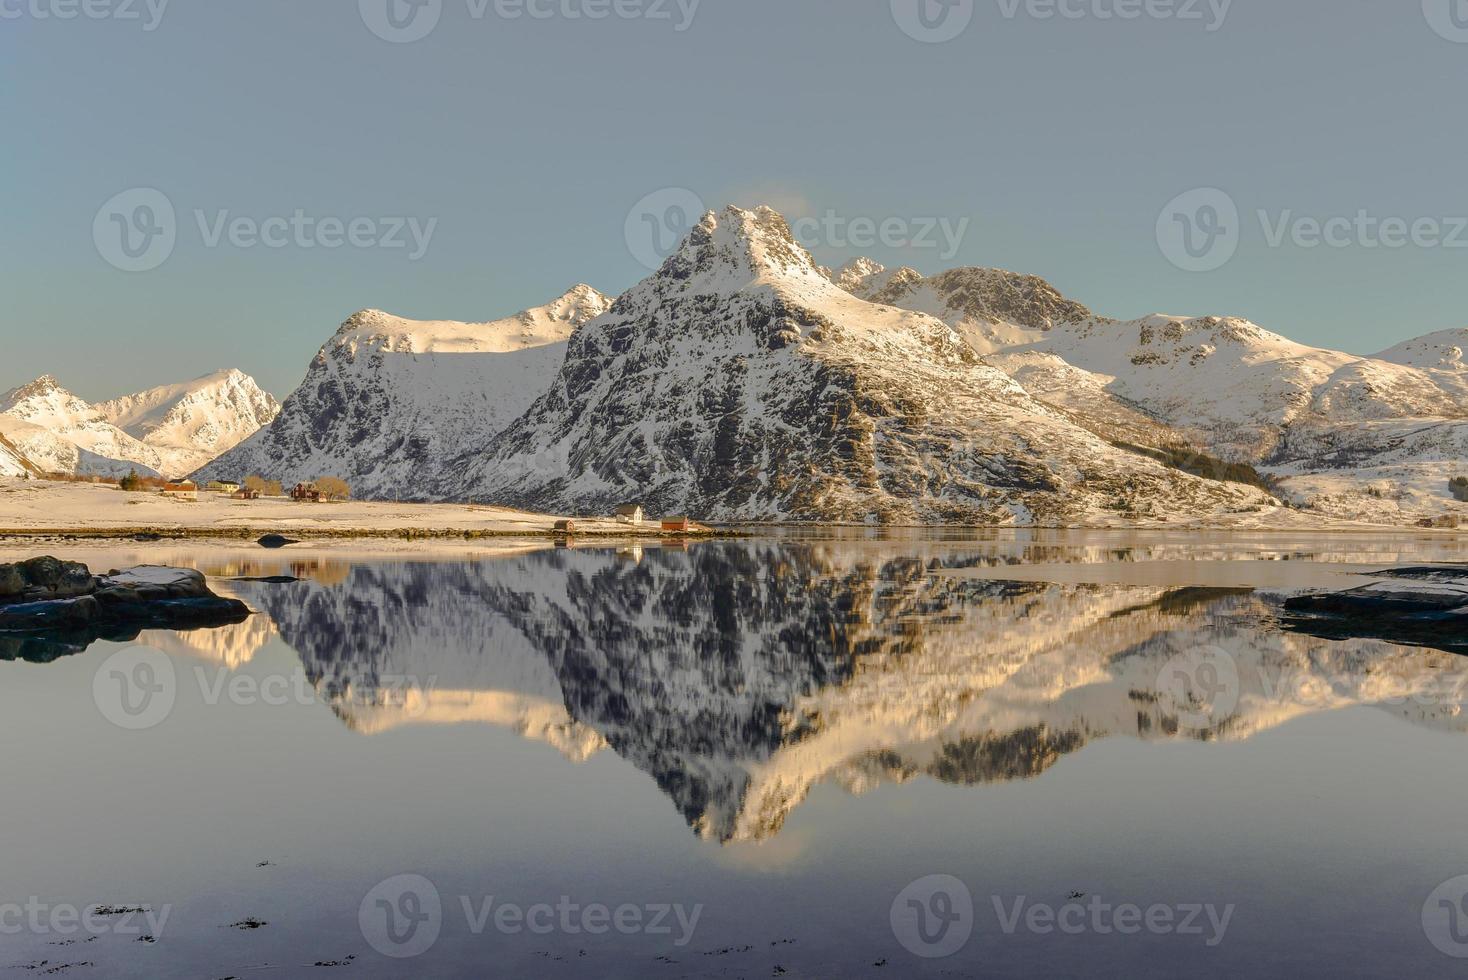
443, 207, 1274, 524
0, 371, 277, 478
234, 543, 1468, 843
194, 286, 613, 498
96, 369, 280, 474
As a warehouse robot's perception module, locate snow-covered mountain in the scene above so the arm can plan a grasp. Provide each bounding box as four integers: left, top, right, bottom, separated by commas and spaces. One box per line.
194, 285, 614, 498
828, 260, 1468, 521
96, 369, 280, 475
0, 371, 278, 478
443, 206, 1275, 523
0, 375, 166, 476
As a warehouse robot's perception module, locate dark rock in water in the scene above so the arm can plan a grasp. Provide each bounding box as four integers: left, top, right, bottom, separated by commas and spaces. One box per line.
0, 557, 97, 604
232, 575, 302, 584
257, 535, 299, 549
1282, 565, 1468, 654
0, 561, 250, 663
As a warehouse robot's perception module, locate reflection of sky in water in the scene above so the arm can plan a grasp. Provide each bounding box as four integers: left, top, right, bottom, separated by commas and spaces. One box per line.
1, 534, 1467, 978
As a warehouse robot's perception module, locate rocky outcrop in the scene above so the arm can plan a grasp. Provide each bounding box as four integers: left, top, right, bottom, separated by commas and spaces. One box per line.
1283, 566, 1468, 653
0, 560, 250, 661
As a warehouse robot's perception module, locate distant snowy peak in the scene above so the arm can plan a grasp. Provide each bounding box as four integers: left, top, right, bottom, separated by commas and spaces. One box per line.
1, 369, 277, 478
335, 285, 613, 356
827, 257, 888, 294
98, 369, 279, 443
1375, 328, 1468, 369
1, 374, 99, 428
833, 262, 1094, 333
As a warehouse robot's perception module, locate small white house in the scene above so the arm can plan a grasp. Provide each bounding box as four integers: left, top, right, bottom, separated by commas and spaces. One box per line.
614, 504, 645, 526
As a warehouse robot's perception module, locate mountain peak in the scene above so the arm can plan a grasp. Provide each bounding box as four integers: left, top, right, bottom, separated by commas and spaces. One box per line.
658, 205, 828, 292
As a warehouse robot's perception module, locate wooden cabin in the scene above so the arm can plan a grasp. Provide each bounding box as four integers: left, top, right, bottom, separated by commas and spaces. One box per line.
614, 504, 645, 526
662, 516, 693, 533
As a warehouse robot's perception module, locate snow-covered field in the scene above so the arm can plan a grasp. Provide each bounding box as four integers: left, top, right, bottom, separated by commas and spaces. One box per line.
0, 476, 1455, 537
0, 479, 663, 538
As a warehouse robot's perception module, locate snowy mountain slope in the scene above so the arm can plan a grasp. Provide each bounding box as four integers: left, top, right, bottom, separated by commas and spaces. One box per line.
0, 414, 159, 479
0, 375, 170, 476
0, 430, 39, 478
96, 369, 280, 475
194, 286, 613, 497
1374, 328, 1468, 405
446, 206, 1275, 524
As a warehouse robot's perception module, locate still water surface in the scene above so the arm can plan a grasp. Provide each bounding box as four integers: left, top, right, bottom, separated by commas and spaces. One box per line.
2, 531, 1467, 978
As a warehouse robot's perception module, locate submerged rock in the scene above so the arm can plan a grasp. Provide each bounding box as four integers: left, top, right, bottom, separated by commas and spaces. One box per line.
257, 535, 299, 549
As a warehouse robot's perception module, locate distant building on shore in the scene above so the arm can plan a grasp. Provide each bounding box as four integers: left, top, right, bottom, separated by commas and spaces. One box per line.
204, 480, 241, 494
661, 516, 693, 532
161, 480, 198, 500
614, 504, 645, 526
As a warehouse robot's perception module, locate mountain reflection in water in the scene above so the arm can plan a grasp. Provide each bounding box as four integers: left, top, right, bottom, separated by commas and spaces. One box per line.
215, 542, 1468, 844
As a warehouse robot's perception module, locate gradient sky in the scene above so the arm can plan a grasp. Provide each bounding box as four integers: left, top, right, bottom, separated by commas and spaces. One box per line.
4, 0, 1467, 400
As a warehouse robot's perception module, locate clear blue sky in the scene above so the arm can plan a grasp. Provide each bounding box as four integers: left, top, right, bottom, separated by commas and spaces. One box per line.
4, 0, 1466, 400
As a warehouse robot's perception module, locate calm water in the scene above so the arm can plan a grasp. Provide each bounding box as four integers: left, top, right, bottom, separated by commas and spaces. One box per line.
2, 532, 1468, 978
